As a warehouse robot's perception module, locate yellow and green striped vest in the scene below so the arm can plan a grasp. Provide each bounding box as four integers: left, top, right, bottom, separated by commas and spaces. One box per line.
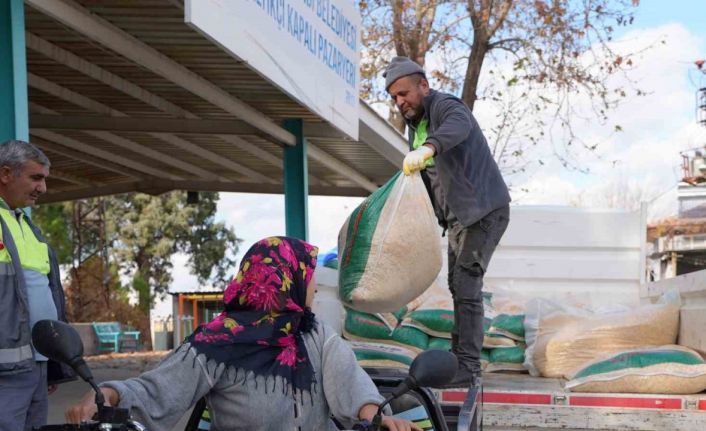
412, 119, 435, 168
0, 204, 50, 276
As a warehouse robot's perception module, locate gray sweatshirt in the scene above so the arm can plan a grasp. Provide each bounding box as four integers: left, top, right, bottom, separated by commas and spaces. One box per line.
102, 322, 384, 431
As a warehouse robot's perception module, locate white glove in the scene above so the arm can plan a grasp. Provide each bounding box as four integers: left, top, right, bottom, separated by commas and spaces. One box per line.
403, 145, 435, 176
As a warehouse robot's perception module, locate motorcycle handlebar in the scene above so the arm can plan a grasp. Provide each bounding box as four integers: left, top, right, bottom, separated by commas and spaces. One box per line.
34, 419, 147, 431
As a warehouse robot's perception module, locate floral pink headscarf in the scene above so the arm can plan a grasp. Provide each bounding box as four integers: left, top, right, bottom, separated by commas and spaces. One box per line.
186, 236, 319, 392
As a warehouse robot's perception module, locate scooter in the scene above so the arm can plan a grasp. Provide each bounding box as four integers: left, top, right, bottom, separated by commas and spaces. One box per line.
32, 319, 478, 431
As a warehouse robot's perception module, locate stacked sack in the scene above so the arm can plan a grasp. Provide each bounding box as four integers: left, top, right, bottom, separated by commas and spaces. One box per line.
482, 291, 527, 372
315, 250, 425, 368
344, 279, 529, 373
522, 289, 706, 395
344, 306, 427, 368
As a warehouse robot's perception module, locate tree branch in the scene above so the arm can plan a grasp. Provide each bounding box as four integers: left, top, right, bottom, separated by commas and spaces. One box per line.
391, 0, 407, 56
487, 37, 523, 50
427, 14, 470, 48
488, 0, 513, 36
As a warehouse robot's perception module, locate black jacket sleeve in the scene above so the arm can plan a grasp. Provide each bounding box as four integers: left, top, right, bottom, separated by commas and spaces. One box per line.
425, 97, 473, 155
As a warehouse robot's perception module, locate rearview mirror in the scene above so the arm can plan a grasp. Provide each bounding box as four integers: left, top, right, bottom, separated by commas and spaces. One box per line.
32, 319, 84, 368
408, 349, 458, 388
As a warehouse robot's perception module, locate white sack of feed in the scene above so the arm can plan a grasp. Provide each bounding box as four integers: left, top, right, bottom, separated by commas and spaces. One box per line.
524, 290, 681, 378
338, 172, 442, 313
566, 345, 706, 394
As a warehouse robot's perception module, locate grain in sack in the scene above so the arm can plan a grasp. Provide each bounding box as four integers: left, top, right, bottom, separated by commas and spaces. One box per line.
401, 281, 454, 338
486, 343, 526, 373
338, 172, 442, 313
566, 345, 706, 394
350, 341, 417, 369
344, 307, 429, 352
524, 290, 681, 378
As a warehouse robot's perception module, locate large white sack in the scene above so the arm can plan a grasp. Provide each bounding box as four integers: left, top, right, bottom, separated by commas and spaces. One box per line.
565, 345, 706, 394
524, 290, 681, 378
338, 172, 442, 313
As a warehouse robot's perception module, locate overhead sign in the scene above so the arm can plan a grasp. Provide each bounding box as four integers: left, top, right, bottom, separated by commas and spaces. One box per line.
186, 0, 360, 140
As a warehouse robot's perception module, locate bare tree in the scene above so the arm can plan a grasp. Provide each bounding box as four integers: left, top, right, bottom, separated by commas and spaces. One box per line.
570, 175, 648, 210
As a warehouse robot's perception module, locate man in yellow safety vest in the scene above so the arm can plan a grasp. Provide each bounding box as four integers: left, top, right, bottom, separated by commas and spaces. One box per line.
0, 139, 74, 430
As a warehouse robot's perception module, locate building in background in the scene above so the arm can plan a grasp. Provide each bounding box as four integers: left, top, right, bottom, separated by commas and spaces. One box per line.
169, 290, 224, 347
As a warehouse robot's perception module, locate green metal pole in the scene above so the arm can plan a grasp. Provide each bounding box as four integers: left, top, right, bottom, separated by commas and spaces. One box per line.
283, 119, 308, 240
0, 0, 29, 142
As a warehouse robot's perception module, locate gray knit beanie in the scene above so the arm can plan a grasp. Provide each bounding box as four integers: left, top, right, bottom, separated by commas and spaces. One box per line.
383, 56, 426, 90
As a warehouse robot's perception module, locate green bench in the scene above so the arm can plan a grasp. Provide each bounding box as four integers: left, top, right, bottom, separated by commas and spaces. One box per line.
92, 321, 141, 353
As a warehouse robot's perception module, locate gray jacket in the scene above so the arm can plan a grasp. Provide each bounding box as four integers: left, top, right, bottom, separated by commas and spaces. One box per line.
103, 322, 384, 431
0, 209, 74, 384
407, 89, 511, 227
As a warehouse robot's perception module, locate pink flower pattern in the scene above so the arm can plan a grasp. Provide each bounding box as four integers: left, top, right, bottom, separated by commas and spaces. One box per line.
276, 334, 298, 367
277, 243, 299, 270
244, 282, 281, 311
286, 298, 304, 313
187, 236, 318, 390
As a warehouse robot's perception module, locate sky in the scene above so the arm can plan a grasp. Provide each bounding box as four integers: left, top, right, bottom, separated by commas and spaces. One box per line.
156, 0, 706, 316
505, 18, 706, 211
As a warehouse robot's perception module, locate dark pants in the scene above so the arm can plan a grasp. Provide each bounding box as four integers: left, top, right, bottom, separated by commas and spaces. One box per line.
447, 205, 509, 373
0, 361, 49, 431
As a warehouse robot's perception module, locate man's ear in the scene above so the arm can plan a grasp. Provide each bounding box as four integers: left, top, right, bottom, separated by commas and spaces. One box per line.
419, 78, 430, 94
0, 166, 13, 185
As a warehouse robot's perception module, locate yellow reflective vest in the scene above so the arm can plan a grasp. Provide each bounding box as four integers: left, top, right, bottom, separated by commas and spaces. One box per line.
0, 200, 53, 374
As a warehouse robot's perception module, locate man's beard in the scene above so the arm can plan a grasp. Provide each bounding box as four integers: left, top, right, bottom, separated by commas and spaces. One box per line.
404, 105, 424, 122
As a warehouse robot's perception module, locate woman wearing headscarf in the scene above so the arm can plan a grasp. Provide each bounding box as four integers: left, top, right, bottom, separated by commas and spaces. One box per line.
66, 236, 420, 431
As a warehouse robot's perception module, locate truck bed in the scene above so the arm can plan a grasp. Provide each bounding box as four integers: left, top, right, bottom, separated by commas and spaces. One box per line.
439, 372, 706, 431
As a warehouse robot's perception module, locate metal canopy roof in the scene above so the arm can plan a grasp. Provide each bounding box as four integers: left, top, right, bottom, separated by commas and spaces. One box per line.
22, 0, 407, 204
